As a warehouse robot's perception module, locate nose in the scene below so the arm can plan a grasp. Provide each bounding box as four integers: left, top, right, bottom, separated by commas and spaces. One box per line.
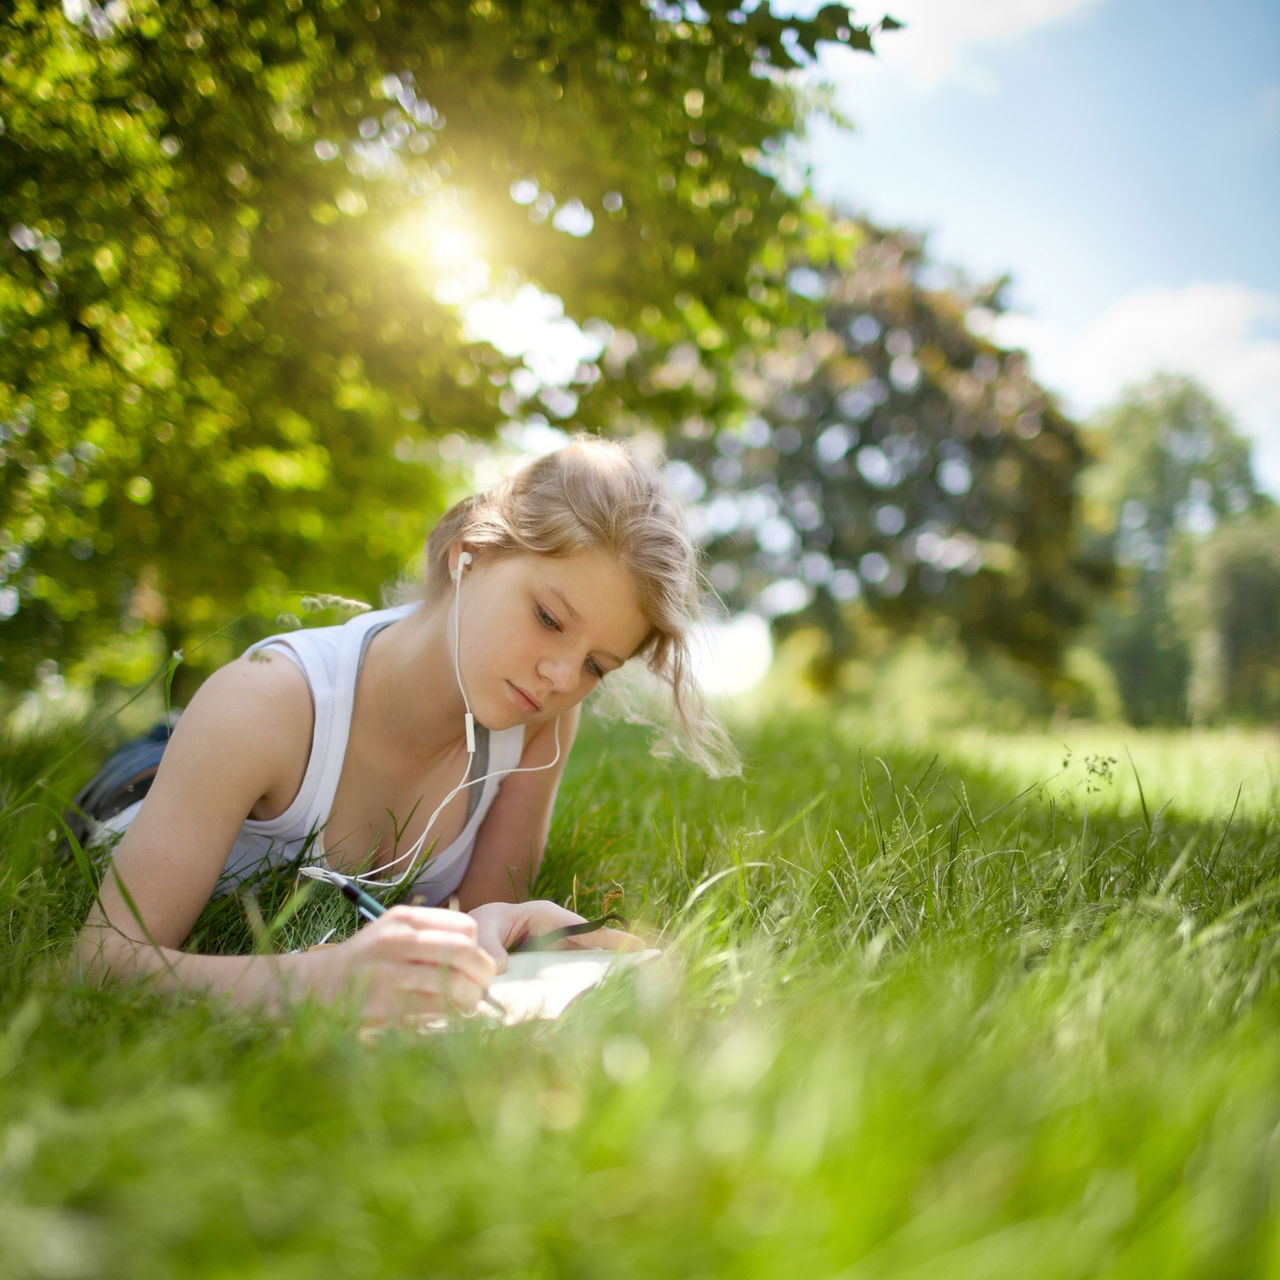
538, 654, 577, 694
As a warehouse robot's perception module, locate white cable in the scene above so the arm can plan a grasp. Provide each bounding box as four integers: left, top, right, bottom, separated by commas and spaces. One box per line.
452, 552, 477, 755
350, 715, 562, 890
345, 550, 563, 892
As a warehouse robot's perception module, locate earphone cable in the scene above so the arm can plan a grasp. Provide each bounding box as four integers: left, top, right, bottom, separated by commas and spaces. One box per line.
350, 716, 562, 889
349, 551, 562, 891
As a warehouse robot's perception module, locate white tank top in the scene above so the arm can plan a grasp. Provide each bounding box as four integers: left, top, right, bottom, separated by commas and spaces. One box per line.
102, 604, 526, 905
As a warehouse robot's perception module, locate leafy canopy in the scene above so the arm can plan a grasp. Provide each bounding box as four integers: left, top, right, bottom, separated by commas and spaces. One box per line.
0, 0, 886, 687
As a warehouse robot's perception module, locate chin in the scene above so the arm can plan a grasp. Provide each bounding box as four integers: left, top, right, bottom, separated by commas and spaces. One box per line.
473, 701, 525, 733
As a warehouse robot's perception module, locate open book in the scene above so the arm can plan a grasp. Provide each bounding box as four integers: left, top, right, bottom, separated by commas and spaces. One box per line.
481, 947, 663, 1026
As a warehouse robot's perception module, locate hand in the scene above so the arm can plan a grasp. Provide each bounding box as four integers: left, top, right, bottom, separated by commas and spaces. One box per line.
310, 905, 497, 1026
468, 900, 643, 971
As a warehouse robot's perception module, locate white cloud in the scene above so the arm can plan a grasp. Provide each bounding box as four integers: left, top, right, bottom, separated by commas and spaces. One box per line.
818, 0, 1105, 105
994, 282, 1280, 496
883, 0, 1105, 88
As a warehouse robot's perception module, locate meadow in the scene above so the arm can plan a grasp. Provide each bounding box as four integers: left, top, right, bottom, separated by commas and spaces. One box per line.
1, 697, 1278, 1279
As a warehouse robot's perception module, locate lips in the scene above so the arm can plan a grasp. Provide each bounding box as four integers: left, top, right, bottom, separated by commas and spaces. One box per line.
508, 681, 542, 714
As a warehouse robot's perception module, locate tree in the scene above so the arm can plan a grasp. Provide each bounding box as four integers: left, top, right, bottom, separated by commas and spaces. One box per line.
1080, 376, 1268, 724
663, 221, 1095, 688
1181, 508, 1280, 724
0, 0, 887, 688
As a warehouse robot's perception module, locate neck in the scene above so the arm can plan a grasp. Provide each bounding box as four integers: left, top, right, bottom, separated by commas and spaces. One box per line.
361, 597, 468, 761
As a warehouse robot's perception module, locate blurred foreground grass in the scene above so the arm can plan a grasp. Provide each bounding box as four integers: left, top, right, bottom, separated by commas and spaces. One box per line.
1, 705, 1278, 1278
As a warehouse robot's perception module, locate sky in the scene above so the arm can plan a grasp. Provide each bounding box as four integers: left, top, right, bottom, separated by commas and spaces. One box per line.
802, 0, 1280, 495
465, 0, 1280, 695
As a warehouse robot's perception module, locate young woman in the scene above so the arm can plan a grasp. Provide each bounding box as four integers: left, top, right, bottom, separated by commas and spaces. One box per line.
75, 437, 731, 1026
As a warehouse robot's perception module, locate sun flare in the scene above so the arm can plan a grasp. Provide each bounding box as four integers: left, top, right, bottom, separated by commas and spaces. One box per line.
386, 201, 490, 302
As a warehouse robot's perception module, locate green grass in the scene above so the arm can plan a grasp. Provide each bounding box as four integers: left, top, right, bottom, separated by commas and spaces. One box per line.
2, 704, 1278, 1278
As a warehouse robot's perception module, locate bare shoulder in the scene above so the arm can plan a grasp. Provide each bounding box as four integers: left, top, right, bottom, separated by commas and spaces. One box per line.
180, 648, 311, 742
86, 648, 318, 950
163, 647, 314, 814
191, 645, 311, 717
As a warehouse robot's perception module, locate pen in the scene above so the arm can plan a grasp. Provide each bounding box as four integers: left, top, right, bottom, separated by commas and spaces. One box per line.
299, 866, 389, 921
331, 870, 387, 923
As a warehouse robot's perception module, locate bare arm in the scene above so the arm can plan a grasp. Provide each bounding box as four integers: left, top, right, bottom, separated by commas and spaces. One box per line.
454, 706, 643, 965
453, 705, 580, 909
80, 652, 312, 962
76, 652, 495, 1019
77, 906, 495, 1022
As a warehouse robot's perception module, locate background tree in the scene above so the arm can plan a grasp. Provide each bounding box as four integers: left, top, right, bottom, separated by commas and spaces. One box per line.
0, 0, 886, 690
1179, 508, 1280, 725
1080, 375, 1266, 724
662, 221, 1095, 690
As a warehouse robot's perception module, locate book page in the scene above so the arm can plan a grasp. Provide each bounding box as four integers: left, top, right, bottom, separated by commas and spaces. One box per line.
482, 948, 663, 1025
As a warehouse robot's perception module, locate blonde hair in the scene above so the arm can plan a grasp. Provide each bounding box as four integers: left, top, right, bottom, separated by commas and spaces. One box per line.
423, 435, 737, 777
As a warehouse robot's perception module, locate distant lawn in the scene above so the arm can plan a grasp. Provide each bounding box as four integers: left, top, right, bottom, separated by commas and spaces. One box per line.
938, 722, 1278, 824
2, 705, 1277, 1278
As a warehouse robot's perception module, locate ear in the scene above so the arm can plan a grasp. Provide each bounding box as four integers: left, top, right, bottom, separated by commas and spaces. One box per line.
449, 544, 475, 581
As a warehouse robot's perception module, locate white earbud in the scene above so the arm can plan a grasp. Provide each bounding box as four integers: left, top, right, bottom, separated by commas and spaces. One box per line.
451, 550, 473, 582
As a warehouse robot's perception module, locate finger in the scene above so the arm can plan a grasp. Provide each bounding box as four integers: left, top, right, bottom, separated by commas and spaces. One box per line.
532, 903, 588, 929
395, 961, 490, 1014
509, 900, 587, 933
383, 905, 478, 937
412, 936, 498, 987
512, 912, 627, 951
366, 962, 487, 1022
503, 902, 587, 952
471, 917, 512, 973
372, 929, 497, 989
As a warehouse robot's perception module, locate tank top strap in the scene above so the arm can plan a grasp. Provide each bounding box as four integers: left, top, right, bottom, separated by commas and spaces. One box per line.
243, 604, 417, 844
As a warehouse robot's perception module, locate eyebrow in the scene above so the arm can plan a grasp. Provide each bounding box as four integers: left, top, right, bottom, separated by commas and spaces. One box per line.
549, 586, 625, 667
